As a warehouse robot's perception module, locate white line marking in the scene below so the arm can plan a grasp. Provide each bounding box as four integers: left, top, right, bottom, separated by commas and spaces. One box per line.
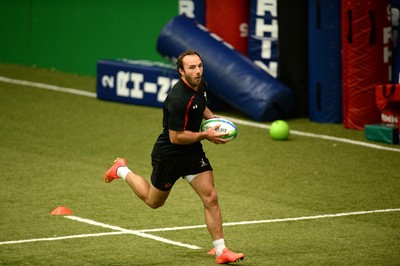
224, 116, 400, 153
0, 76, 96, 98
64, 216, 201, 250
221, 208, 400, 227
1, 75, 399, 153
140, 224, 207, 233
140, 208, 400, 232
0, 232, 124, 245
1, 208, 399, 246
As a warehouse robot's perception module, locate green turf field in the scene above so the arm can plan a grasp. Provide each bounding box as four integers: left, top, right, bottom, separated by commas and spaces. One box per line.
1, 63, 399, 265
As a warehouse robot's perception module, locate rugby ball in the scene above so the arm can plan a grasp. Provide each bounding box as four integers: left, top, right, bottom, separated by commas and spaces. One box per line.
200, 118, 238, 141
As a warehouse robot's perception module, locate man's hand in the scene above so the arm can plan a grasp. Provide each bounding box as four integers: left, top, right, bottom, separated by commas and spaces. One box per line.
205, 124, 228, 144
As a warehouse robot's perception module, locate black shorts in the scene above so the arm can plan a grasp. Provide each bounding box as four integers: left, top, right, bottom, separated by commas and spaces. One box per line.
150, 147, 213, 191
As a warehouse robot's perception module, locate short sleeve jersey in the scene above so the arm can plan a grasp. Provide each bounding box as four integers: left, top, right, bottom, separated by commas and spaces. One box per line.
154, 78, 208, 155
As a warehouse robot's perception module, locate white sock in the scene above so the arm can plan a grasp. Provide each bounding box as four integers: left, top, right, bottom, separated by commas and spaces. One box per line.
213, 238, 226, 256
117, 166, 132, 181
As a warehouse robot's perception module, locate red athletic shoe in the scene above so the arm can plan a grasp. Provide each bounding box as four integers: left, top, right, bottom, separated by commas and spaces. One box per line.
104, 158, 127, 183
215, 248, 245, 264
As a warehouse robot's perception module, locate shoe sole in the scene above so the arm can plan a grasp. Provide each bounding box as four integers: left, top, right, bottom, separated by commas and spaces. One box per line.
104, 158, 122, 183
104, 170, 111, 183
217, 256, 244, 264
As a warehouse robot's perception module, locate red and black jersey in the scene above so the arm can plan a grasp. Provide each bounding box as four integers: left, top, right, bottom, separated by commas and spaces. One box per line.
153, 78, 208, 155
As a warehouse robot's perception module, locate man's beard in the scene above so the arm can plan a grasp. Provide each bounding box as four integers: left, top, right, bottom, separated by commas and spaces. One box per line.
186, 75, 201, 87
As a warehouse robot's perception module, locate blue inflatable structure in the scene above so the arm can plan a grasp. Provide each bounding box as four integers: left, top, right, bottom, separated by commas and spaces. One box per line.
97, 59, 179, 108
156, 15, 294, 121
308, 0, 342, 123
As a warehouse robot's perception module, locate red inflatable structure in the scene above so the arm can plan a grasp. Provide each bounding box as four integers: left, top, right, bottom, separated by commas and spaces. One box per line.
206, 0, 249, 55
341, 0, 392, 129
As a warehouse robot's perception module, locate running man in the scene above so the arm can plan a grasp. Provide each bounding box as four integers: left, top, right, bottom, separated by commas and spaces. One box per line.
104, 50, 245, 264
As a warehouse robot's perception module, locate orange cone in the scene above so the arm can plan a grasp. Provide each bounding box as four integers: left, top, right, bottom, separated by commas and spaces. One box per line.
51, 206, 73, 215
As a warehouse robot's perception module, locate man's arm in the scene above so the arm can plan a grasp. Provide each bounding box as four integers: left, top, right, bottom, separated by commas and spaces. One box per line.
203, 106, 218, 120
169, 125, 228, 145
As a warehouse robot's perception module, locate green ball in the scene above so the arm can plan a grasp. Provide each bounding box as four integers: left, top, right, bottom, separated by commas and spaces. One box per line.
269, 120, 290, 140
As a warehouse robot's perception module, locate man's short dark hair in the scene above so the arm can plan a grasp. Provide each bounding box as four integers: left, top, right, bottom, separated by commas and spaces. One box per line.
176, 50, 202, 73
